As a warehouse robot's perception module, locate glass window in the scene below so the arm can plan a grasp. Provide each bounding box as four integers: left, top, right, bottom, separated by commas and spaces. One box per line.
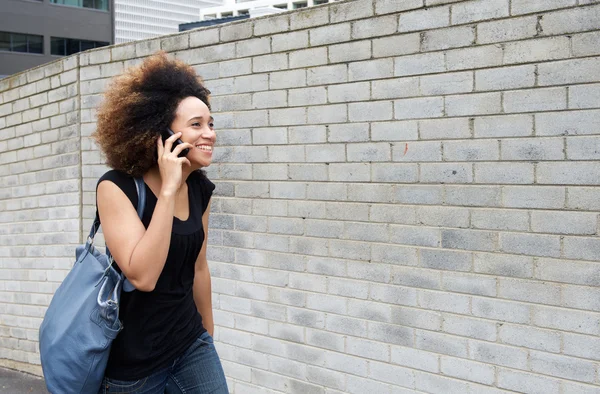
80, 40, 95, 52
314, 0, 328, 4
50, 0, 108, 11
12, 33, 28, 53
0, 32, 44, 54
66, 38, 80, 56
51, 37, 109, 56
293, 1, 308, 8
0, 32, 10, 52
51, 37, 65, 55
28, 35, 43, 54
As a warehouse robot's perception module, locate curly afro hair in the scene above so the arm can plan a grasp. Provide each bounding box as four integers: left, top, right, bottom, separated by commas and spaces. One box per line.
93, 51, 211, 177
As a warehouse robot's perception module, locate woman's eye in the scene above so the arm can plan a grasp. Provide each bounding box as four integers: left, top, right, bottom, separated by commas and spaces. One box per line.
192, 122, 200, 127
209, 123, 215, 128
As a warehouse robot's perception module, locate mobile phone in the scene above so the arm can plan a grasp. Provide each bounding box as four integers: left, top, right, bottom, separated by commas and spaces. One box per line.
161, 128, 189, 157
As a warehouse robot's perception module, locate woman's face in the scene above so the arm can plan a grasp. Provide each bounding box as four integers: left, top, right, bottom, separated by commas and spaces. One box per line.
170, 96, 216, 169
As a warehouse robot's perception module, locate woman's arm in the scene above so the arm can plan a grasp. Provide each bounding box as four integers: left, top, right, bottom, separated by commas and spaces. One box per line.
97, 134, 192, 292
193, 201, 214, 335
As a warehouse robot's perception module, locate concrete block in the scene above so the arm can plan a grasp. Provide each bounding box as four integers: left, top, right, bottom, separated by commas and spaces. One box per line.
535, 109, 600, 136
307, 65, 347, 86
349, 102, 393, 122
375, 0, 423, 14
533, 304, 600, 335
443, 140, 499, 161
234, 74, 268, 94
539, 5, 600, 35
272, 31, 308, 52
329, 163, 370, 182
399, 6, 450, 32
471, 209, 529, 231
538, 162, 600, 185
572, 31, 600, 57
475, 162, 534, 184
470, 341, 528, 369
289, 87, 327, 107
511, 0, 575, 14
269, 107, 306, 126
254, 14, 289, 36
310, 23, 351, 46
415, 329, 468, 357
504, 87, 567, 113
395, 97, 444, 120
500, 232, 561, 257
420, 71, 473, 95
472, 297, 530, 324
422, 26, 474, 51
440, 356, 495, 385
290, 5, 329, 30
503, 186, 565, 209
327, 123, 369, 142
419, 117, 470, 140
501, 137, 563, 161
372, 163, 419, 183
504, 37, 570, 64
289, 125, 326, 144
442, 314, 497, 341
329, 41, 372, 64
569, 83, 600, 109
236, 37, 270, 58
189, 28, 220, 48
330, 0, 373, 23
308, 104, 348, 124
305, 144, 346, 162
477, 15, 538, 44
420, 248, 471, 271
394, 52, 445, 77
352, 15, 397, 39
476, 65, 535, 91
372, 77, 419, 100
368, 321, 414, 347
373, 33, 420, 58
498, 369, 562, 394
420, 163, 473, 183
289, 48, 328, 68
532, 210, 597, 235
530, 351, 596, 383
446, 92, 502, 116
446, 45, 503, 71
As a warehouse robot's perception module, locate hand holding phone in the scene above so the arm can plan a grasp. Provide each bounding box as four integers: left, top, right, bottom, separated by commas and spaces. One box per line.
161, 128, 190, 157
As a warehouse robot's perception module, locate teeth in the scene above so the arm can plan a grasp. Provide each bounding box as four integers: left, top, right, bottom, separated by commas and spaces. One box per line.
196, 145, 212, 152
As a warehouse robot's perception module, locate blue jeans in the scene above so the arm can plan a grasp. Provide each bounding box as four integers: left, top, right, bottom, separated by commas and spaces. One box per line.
99, 331, 228, 394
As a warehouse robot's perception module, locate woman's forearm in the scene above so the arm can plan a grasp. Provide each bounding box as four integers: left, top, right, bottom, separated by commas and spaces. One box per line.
126, 191, 176, 291
193, 266, 214, 335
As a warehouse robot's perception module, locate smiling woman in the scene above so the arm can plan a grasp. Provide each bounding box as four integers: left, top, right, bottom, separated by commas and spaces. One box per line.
90, 52, 227, 394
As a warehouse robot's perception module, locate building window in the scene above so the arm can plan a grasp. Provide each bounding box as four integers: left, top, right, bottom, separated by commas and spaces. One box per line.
51, 37, 109, 56
293, 1, 308, 9
314, 0, 329, 4
0, 32, 43, 54
50, 0, 109, 11
274, 4, 287, 9
238, 9, 249, 15
221, 12, 233, 17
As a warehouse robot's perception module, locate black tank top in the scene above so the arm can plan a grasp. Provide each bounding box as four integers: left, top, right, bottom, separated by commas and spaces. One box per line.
96, 169, 215, 380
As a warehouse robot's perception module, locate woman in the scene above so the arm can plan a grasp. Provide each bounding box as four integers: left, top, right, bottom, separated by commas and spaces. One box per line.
92, 51, 227, 393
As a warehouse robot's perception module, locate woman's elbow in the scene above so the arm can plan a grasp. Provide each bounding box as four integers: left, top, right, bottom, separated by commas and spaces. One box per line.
127, 276, 156, 292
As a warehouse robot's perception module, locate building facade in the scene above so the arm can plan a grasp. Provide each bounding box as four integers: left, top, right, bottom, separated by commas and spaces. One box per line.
114, 0, 224, 44
0, 0, 114, 78
200, 0, 337, 19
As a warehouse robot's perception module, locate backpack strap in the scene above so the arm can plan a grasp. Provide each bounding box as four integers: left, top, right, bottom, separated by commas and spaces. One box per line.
88, 176, 146, 292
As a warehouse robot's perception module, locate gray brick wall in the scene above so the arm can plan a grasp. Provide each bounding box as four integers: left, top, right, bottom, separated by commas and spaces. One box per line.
1, 0, 600, 392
